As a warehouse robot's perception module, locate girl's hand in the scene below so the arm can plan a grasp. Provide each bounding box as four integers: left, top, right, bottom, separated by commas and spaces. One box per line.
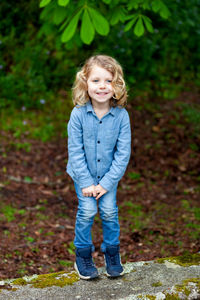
95, 184, 107, 200
82, 185, 97, 197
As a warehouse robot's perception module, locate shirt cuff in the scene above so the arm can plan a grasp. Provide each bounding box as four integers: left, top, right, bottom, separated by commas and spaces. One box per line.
78, 178, 95, 189
99, 176, 114, 192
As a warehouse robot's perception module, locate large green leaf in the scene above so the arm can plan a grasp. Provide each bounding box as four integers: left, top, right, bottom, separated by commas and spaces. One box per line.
127, 0, 140, 10
58, 0, 70, 6
124, 15, 138, 32
142, 1, 150, 10
134, 17, 144, 37
88, 7, 109, 36
142, 16, 154, 33
40, 0, 51, 8
80, 9, 95, 44
110, 7, 126, 25
160, 2, 171, 19
61, 10, 82, 43
152, 0, 161, 13
53, 7, 68, 25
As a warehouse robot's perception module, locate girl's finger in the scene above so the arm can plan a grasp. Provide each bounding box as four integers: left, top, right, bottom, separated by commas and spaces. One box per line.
96, 192, 102, 200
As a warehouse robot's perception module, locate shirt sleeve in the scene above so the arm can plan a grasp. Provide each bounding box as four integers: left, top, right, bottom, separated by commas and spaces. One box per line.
67, 108, 94, 189
99, 109, 131, 191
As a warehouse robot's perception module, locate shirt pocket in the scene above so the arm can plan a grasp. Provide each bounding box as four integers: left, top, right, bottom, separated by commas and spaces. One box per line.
83, 129, 95, 148
105, 128, 118, 148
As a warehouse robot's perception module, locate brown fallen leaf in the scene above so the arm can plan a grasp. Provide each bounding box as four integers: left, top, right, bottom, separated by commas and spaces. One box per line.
61, 186, 70, 193
41, 190, 54, 195
152, 126, 160, 132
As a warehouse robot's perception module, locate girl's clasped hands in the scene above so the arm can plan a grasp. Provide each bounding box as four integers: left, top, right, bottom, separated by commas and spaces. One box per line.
82, 184, 107, 200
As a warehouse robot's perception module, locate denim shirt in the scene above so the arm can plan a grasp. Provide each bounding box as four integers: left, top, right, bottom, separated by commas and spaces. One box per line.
66, 101, 131, 191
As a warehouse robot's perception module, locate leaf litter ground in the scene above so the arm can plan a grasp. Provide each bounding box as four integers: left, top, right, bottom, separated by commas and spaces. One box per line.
0, 92, 199, 279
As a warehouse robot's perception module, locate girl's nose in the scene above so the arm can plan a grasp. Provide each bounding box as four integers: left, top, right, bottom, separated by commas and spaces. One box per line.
99, 82, 106, 89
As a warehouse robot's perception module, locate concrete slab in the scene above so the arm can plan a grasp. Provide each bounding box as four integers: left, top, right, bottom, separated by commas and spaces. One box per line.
0, 257, 199, 300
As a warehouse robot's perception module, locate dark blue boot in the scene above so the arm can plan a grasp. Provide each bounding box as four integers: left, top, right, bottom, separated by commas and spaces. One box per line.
75, 247, 99, 280
104, 245, 124, 277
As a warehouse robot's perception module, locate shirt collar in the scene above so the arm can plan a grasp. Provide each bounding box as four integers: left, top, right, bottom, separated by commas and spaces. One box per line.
86, 101, 116, 117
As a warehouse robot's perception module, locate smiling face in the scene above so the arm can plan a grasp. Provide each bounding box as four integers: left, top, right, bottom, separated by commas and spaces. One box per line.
87, 65, 114, 107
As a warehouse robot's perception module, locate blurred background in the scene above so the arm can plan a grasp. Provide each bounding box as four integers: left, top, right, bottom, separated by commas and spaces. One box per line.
0, 0, 199, 279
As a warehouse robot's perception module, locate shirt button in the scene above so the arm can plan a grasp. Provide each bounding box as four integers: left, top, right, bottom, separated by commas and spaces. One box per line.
99, 121, 102, 124
97, 176, 100, 179
98, 159, 100, 162
97, 140, 100, 144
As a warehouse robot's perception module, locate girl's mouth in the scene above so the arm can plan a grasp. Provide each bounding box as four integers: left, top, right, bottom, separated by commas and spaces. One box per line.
96, 92, 108, 95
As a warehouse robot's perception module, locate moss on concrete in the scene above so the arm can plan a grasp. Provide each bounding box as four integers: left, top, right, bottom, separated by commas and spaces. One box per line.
151, 281, 163, 287
176, 277, 200, 294
12, 278, 28, 286
184, 278, 200, 291
137, 277, 200, 300
10, 270, 79, 290
164, 294, 180, 300
137, 296, 156, 300
175, 283, 191, 296
146, 296, 156, 300
165, 277, 200, 299
29, 271, 79, 288
0, 285, 18, 292
156, 252, 200, 266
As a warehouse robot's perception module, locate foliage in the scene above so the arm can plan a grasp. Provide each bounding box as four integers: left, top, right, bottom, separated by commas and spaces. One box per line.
0, 0, 200, 109
95, 0, 200, 95
0, 1, 80, 109
39, 0, 170, 44
0, 97, 72, 142
0, 26, 77, 109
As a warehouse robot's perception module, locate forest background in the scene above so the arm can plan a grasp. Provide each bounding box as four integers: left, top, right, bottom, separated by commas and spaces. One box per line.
0, 0, 200, 279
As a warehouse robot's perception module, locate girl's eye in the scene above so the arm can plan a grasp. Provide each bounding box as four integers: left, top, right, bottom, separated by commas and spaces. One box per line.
107, 80, 112, 83
92, 79, 99, 82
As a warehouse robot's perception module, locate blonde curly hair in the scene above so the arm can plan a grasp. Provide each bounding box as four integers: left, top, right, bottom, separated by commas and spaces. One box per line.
72, 55, 127, 107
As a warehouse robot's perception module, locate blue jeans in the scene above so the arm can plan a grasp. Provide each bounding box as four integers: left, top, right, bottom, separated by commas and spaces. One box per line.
74, 183, 120, 252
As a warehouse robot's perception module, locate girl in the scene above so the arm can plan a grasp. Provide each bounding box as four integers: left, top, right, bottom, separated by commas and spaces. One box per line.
67, 55, 131, 279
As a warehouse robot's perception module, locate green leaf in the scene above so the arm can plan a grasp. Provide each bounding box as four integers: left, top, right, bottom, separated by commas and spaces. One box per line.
38, 23, 55, 37
142, 1, 150, 10
160, 2, 170, 19
61, 10, 82, 42
110, 0, 120, 6
134, 17, 144, 37
127, 0, 140, 10
142, 16, 154, 33
152, 0, 161, 13
128, 172, 141, 180
25, 236, 35, 243
24, 176, 33, 183
40, 4, 52, 20
80, 9, 95, 44
58, 0, 69, 6
53, 7, 68, 25
88, 7, 109, 36
40, 0, 51, 8
124, 15, 138, 32
102, 0, 111, 3
110, 7, 126, 25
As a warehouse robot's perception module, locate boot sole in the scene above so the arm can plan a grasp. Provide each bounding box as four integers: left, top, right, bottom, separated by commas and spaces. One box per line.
74, 262, 99, 280
105, 269, 125, 277
104, 254, 125, 277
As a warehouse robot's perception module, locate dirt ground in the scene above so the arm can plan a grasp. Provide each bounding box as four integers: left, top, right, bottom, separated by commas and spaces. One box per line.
0, 92, 199, 279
